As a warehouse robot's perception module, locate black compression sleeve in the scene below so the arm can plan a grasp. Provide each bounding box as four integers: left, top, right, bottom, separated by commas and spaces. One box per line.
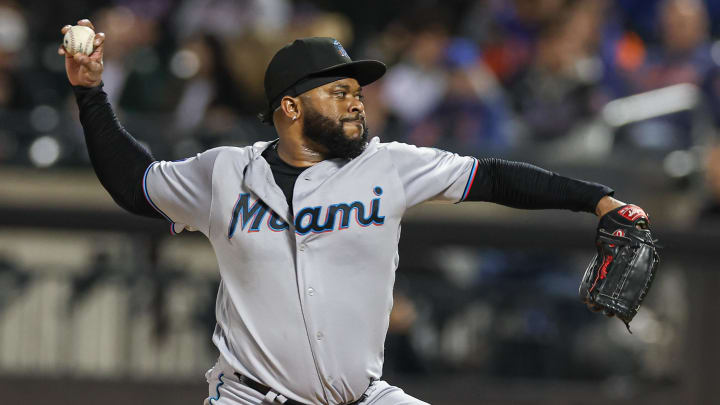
465, 158, 613, 213
73, 84, 162, 218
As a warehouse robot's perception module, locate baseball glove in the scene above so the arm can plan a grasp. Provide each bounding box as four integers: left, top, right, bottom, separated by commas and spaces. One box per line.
579, 204, 659, 332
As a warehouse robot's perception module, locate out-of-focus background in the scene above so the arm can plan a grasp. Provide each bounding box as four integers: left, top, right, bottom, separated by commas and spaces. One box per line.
0, 0, 719, 404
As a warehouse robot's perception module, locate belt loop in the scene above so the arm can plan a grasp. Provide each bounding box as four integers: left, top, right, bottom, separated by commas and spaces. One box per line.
264, 390, 288, 404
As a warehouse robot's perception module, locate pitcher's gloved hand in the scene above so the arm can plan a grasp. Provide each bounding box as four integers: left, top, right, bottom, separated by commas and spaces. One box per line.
579, 204, 660, 332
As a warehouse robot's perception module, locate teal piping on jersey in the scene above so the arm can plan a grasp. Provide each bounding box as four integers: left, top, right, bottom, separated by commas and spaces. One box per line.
142, 161, 178, 235
208, 372, 225, 404
459, 157, 478, 202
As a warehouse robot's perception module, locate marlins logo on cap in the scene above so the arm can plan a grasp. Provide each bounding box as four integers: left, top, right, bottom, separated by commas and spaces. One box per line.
333, 39, 349, 58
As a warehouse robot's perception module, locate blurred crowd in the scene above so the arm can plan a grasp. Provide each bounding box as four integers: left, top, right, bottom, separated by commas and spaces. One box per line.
0, 0, 719, 210
0, 0, 719, 155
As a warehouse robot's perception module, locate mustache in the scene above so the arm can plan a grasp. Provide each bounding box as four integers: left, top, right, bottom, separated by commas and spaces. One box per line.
340, 115, 366, 124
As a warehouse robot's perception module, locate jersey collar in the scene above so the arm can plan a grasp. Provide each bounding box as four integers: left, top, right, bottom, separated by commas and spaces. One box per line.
250, 136, 381, 161
250, 139, 278, 159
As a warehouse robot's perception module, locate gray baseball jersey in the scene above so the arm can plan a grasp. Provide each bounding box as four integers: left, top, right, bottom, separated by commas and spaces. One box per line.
143, 137, 478, 404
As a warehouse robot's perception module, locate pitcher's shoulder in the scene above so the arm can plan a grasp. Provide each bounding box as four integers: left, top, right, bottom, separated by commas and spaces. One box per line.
375, 140, 433, 160
210, 144, 259, 166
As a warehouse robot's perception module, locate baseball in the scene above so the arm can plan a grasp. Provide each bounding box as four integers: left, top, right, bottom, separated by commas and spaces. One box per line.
63, 25, 95, 56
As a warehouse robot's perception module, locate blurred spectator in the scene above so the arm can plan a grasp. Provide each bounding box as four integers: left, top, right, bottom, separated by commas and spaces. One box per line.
630, 0, 713, 93
95, 6, 174, 111
381, 18, 450, 125
376, 9, 514, 152
467, 0, 567, 85
507, 0, 609, 141
406, 38, 513, 152
0, 1, 31, 110
170, 34, 250, 153
378, 10, 509, 153
612, 0, 714, 150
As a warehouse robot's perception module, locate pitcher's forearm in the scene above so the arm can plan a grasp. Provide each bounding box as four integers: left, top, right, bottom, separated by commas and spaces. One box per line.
74, 84, 161, 218
465, 158, 614, 213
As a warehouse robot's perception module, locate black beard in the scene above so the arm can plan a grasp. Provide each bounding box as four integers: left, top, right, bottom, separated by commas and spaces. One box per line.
302, 107, 369, 159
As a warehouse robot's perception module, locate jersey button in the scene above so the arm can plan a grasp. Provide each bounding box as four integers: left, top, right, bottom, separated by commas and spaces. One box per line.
307, 287, 315, 296
299, 242, 307, 251
316, 331, 324, 340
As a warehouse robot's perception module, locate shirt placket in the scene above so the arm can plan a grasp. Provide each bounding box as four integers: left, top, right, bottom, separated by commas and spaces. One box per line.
243, 154, 332, 402
292, 162, 340, 398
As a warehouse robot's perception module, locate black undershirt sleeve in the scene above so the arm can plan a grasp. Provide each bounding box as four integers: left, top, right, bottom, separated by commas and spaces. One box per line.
73, 84, 162, 218
465, 158, 613, 213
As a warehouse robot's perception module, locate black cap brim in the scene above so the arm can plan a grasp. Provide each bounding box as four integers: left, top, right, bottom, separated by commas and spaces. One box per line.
309, 59, 387, 87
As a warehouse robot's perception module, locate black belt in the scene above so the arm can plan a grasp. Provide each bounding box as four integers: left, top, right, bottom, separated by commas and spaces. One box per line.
234, 372, 367, 405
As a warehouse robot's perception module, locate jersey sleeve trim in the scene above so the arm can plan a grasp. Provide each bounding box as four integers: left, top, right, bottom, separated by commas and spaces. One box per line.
142, 161, 178, 235
208, 372, 226, 404
459, 157, 479, 202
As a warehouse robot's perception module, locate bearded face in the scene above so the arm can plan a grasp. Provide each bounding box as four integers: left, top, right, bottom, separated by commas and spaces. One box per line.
301, 101, 369, 159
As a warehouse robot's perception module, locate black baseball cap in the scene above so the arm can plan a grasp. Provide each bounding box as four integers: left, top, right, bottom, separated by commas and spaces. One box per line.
259, 37, 386, 124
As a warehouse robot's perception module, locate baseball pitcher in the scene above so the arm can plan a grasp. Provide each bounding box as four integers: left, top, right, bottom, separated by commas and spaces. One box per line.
60, 19, 658, 405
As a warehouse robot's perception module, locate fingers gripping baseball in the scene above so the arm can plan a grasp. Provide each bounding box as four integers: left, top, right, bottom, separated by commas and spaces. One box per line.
59, 19, 105, 87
